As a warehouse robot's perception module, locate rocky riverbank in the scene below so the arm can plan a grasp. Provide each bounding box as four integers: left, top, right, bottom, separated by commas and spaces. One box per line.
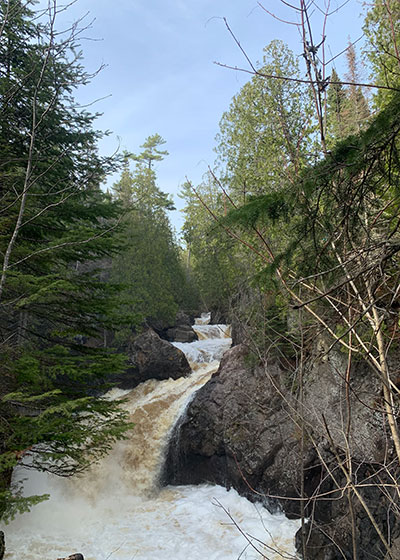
163, 339, 400, 559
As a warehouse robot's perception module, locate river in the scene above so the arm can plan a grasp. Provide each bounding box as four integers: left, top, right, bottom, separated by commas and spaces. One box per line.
2, 314, 299, 559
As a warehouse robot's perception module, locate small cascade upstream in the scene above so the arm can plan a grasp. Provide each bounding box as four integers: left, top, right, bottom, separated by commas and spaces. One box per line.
173, 315, 231, 371
2, 314, 300, 560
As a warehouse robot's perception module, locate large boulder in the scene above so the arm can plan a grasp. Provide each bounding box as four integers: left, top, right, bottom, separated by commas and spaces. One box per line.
165, 325, 198, 343
164, 311, 198, 343
149, 311, 198, 342
112, 329, 191, 389
175, 311, 194, 327
210, 308, 228, 325
163, 341, 398, 560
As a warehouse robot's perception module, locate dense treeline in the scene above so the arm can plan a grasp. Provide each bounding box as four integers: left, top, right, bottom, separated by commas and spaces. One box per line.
111, 136, 199, 340
0, 0, 136, 520
0, 1, 196, 522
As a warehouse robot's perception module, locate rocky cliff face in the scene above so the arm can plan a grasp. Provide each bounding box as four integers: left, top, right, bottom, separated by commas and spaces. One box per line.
163, 341, 399, 560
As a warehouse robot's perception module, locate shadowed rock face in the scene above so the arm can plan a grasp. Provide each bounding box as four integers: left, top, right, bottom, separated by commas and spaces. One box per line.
163, 345, 307, 515
163, 343, 399, 560
56, 555, 84, 560
111, 328, 191, 389
149, 311, 198, 342
165, 326, 198, 343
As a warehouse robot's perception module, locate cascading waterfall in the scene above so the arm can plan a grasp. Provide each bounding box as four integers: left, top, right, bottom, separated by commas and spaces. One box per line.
2, 314, 300, 559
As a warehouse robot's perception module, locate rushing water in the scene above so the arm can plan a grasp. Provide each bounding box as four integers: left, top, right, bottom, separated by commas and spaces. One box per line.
2, 314, 300, 559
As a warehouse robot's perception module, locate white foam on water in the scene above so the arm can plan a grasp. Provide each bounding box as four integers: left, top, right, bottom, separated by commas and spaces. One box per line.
193, 323, 231, 340
194, 312, 211, 325
4, 482, 299, 560
2, 317, 300, 559
173, 338, 231, 367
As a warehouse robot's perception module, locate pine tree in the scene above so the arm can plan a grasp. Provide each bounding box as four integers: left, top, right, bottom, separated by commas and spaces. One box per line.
130, 135, 174, 212
133, 133, 169, 170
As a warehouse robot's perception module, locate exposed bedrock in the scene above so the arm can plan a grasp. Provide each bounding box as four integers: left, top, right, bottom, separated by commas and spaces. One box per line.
163, 341, 399, 560
149, 311, 198, 343
111, 328, 191, 389
165, 325, 198, 343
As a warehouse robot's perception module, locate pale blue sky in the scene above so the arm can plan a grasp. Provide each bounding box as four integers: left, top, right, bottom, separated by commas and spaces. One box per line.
54, 0, 366, 232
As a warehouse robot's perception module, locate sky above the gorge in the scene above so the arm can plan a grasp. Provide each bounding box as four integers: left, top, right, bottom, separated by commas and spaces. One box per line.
52, 0, 366, 232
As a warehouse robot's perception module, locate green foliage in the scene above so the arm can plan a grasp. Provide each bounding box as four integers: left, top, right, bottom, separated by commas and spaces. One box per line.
190, 32, 400, 364
113, 136, 174, 211
181, 42, 316, 328
112, 211, 183, 329
0, 490, 49, 525
111, 137, 199, 339
180, 174, 244, 314
231, 90, 400, 272
326, 62, 369, 147
224, 192, 290, 230
133, 133, 169, 169
216, 40, 314, 200
224, 87, 400, 361
0, 0, 133, 521
363, 0, 400, 108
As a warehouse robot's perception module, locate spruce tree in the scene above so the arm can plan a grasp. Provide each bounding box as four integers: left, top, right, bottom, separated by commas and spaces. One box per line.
0, 0, 131, 521
326, 68, 347, 144
111, 137, 197, 340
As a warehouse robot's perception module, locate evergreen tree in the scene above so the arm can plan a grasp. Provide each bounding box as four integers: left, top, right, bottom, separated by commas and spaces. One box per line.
0, 0, 131, 521
133, 133, 169, 170
342, 42, 370, 133
113, 135, 174, 212
111, 137, 197, 340
326, 69, 348, 144
180, 175, 241, 315
326, 48, 369, 147
216, 40, 314, 201
112, 154, 134, 207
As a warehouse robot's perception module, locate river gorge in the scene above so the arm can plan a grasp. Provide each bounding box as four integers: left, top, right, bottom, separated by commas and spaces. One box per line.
2, 315, 299, 560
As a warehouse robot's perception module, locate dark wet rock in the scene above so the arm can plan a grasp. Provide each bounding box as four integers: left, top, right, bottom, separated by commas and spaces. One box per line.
165, 325, 198, 343
0, 531, 4, 560
57, 554, 84, 560
175, 311, 194, 327
163, 339, 398, 560
112, 329, 191, 389
230, 314, 246, 347
210, 309, 228, 325
149, 311, 197, 341
161, 311, 198, 342
163, 345, 304, 515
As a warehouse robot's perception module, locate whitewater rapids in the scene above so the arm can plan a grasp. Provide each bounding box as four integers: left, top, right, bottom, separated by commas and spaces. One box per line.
2, 313, 300, 559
